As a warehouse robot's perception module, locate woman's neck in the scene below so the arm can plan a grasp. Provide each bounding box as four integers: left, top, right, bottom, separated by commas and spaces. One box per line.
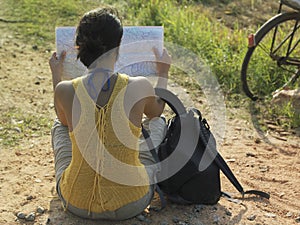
88, 51, 117, 72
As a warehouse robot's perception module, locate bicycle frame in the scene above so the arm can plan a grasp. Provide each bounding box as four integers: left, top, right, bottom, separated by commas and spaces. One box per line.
270, 1, 300, 67
281, 0, 300, 11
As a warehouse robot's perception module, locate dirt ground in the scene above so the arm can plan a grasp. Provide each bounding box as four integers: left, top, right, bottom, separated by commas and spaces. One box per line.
1, 3, 300, 225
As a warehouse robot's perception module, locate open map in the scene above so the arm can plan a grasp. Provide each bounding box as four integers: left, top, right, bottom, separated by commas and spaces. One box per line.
55, 26, 164, 79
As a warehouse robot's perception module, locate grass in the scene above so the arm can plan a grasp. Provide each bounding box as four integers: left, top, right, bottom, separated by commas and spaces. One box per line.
1, 0, 299, 130
0, 107, 52, 147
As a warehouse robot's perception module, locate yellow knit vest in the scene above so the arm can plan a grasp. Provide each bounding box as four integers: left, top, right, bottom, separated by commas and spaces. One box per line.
59, 73, 149, 214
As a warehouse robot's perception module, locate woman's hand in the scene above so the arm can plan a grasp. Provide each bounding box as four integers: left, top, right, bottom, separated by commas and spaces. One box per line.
153, 47, 171, 78
49, 51, 66, 90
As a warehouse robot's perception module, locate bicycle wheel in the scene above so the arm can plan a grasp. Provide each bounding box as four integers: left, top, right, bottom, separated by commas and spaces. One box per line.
241, 12, 300, 101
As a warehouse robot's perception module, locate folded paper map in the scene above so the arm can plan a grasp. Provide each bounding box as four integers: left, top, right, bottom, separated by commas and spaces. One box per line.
55, 26, 164, 79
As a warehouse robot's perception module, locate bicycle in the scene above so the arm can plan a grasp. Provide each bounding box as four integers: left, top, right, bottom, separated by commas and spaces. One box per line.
241, 0, 300, 101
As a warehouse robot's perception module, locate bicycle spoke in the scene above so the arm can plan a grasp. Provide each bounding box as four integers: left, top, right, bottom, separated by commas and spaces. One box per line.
241, 12, 300, 100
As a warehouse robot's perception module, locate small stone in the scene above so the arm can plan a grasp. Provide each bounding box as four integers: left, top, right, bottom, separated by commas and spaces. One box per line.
259, 166, 269, 172
16, 212, 26, 219
194, 204, 204, 212
247, 214, 256, 221
25, 212, 35, 221
172, 217, 179, 223
178, 222, 187, 225
144, 218, 152, 224
286, 212, 293, 217
265, 212, 276, 218
160, 221, 168, 225
213, 215, 220, 224
136, 214, 146, 222
246, 152, 256, 157
26, 195, 34, 200
149, 205, 160, 212
37, 206, 45, 214
254, 138, 261, 144
195, 222, 204, 225
226, 158, 236, 163
279, 192, 285, 198
13, 127, 22, 133
225, 210, 232, 216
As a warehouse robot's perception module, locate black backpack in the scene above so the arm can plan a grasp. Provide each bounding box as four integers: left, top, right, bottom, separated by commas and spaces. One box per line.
142, 88, 270, 207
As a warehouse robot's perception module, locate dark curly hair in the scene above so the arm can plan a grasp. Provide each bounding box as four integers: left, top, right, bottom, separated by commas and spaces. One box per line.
75, 7, 123, 67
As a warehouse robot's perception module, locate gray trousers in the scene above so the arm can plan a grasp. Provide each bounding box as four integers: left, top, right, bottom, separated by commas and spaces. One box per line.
51, 117, 166, 220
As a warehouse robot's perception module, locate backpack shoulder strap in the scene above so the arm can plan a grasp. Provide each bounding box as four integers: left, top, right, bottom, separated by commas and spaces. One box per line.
210, 142, 270, 199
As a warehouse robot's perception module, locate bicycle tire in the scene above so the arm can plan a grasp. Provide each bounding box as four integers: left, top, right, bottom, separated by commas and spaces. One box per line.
241, 12, 300, 101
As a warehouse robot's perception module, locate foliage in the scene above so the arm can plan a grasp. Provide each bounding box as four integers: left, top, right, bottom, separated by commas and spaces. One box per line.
2, 0, 299, 129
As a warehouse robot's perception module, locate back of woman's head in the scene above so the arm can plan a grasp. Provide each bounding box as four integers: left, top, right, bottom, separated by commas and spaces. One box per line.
75, 7, 123, 67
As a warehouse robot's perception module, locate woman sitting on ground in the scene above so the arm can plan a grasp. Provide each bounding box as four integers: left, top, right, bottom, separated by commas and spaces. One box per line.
49, 7, 170, 220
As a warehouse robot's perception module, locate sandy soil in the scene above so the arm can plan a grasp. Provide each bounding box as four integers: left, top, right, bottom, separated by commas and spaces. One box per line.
1, 6, 300, 225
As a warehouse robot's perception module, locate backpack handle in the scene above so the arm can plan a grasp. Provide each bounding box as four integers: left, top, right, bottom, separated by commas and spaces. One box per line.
155, 88, 187, 116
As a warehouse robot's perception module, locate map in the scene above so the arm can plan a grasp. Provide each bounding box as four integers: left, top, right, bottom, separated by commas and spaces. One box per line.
55, 26, 164, 79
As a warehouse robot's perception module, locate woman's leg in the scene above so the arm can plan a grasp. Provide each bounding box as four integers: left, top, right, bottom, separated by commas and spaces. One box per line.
51, 118, 72, 197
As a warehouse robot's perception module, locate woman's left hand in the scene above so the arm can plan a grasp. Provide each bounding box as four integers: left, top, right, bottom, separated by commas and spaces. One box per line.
153, 47, 171, 78
49, 51, 66, 90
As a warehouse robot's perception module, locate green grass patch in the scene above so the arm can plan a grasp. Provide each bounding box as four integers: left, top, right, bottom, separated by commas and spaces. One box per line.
2, 0, 106, 48
0, 107, 52, 147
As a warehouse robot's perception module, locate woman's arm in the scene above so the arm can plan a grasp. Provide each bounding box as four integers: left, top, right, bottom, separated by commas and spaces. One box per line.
49, 51, 69, 126
144, 48, 171, 118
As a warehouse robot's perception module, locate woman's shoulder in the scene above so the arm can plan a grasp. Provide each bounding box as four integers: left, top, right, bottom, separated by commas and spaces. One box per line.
127, 76, 154, 94
55, 80, 76, 101
127, 75, 151, 86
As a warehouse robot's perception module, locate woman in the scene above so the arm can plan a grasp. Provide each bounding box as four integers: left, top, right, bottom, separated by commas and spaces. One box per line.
49, 7, 171, 220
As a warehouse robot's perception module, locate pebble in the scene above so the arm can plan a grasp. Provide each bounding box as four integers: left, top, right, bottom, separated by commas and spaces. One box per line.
286, 212, 293, 217
160, 221, 169, 225
178, 222, 188, 225
13, 127, 22, 133
32, 45, 38, 50
265, 212, 276, 218
144, 218, 152, 224
213, 215, 220, 224
195, 222, 205, 225
25, 212, 35, 221
193, 204, 204, 213
225, 209, 232, 216
136, 214, 146, 222
172, 217, 180, 223
26, 195, 34, 201
247, 214, 257, 221
16, 212, 26, 219
37, 206, 45, 214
